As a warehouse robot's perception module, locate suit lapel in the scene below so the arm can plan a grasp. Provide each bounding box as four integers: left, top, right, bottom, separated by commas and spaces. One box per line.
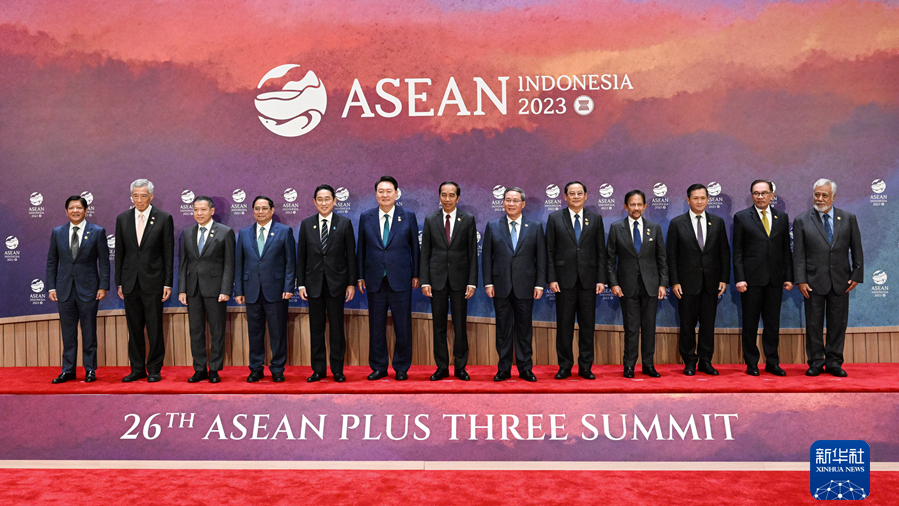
384, 209, 401, 248
831, 208, 843, 247
445, 212, 456, 248
621, 220, 638, 256
685, 214, 702, 250
324, 215, 339, 254
514, 219, 531, 255
811, 210, 830, 246
750, 207, 767, 236
189, 224, 201, 258
499, 217, 514, 253
137, 208, 155, 248
260, 223, 277, 258
562, 209, 578, 245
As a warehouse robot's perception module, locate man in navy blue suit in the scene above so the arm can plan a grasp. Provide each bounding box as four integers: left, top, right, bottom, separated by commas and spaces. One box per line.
482, 187, 546, 382
47, 195, 110, 384
357, 176, 420, 381
234, 196, 296, 383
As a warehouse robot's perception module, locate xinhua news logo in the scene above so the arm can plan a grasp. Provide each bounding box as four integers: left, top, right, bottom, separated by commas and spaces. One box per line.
810, 440, 870, 500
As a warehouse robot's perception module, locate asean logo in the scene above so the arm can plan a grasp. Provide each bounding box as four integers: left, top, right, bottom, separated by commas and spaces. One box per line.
492, 185, 507, 200
335, 187, 350, 202
255, 64, 327, 137
653, 183, 667, 197
80, 191, 94, 205
31, 279, 44, 293
873, 270, 887, 285
708, 182, 722, 196
546, 184, 560, 199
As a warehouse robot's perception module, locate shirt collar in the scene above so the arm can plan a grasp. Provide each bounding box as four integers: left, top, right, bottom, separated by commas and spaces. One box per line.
568, 207, 583, 218
319, 212, 333, 221
507, 215, 522, 225
443, 208, 457, 221
70, 219, 86, 228
136, 205, 153, 217
257, 219, 273, 231
380, 206, 396, 218
690, 210, 706, 220
628, 216, 642, 228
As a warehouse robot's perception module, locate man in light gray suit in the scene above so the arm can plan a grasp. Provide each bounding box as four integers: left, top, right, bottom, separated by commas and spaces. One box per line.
793, 179, 863, 377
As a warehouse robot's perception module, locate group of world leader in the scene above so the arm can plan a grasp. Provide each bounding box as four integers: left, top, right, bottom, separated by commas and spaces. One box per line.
45, 176, 862, 385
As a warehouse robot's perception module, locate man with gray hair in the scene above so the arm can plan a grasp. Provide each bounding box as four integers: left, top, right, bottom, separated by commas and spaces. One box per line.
793, 179, 863, 377
115, 179, 174, 383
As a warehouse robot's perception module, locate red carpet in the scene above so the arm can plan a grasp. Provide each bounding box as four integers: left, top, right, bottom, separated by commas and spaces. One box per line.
4, 363, 898, 395
1, 470, 896, 505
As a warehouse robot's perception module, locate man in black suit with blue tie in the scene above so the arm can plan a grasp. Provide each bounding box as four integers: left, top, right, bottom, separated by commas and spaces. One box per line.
47, 195, 110, 383
357, 176, 420, 381
482, 187, 546, 382
733, 180, 793, 376
298, 184, 356, 383
234, 196, 297, 383
178, 196, 234, 384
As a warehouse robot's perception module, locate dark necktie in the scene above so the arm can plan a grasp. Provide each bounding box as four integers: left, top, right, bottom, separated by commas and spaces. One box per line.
696, 215, 704, 250
633, 220, 641, 253
71, 226, 80, 260
574, 214, 581, 242
321, 219, 329, 252
510, 221, 518, 250
445, 214, 451, 244
823, 214, 833, 243
198, 226, 207, 254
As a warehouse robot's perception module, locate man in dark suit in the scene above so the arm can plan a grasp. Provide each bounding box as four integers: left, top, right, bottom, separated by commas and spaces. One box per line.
298, 184, 356, 383
178, 196, 234, 384
115, 179, 174, 383
234, 196, 297, 383
733, 180, 793, 376
47, 195, 110, 384
421, 182, 478, 382
546, 181, 605, 380
607, 190, 667, 378
793, 179, 863, 377
482, 187, 546, 382
667, 184, 730, 376
357, 176, 420, 381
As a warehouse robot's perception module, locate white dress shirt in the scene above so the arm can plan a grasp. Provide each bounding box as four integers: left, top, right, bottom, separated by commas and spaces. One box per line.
690, 211, 707, 246
256, 219, 273, 248
379, 206, 396, 239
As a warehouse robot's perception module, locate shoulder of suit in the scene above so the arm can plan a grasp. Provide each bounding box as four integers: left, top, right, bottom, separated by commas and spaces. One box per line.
151, 207, 172, 219
643, 218, 660, 229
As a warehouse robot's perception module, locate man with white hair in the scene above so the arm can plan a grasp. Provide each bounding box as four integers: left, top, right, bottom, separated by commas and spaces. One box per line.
792, 179, 863, 377
115, 179, 174, 383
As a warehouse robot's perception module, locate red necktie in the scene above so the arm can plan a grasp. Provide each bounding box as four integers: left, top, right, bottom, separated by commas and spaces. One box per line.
445, 214, 451, 244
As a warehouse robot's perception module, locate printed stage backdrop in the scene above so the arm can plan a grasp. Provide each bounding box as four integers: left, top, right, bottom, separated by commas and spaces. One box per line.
1, 0, 898, 327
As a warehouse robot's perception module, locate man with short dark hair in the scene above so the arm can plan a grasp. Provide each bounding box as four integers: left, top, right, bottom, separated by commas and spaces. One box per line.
421, 181, 478, 381
546, 181, 605, 380
115, 179, 174, 383
357, 176, 420, 381
47, 196, 109, 383
733, 180, 793, 376
482, 187, 545, 382
298, 184, 356, 383
234, 196, 296, 383
178, 196, 234, 384
667, 184, 730, 376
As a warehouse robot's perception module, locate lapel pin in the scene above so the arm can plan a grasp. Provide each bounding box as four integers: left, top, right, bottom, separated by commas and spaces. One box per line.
313, 225, 317, 229
525, 223, 529, 227
837, 216, 841, 220
649, 238, 653, 241
398, 216, 402, 222
270, 232, 275, 237
457, 218, 461, 222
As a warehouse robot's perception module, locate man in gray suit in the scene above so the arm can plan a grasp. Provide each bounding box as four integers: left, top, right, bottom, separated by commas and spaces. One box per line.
607, 190, 668, 378
178, 196, 234, 383
793, 178, 863, 377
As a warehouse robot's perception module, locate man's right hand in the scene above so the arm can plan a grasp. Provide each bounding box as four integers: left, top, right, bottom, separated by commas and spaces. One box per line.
611, 286, 623, 298
235, 295, 245, 305
178, 293, 187, 305
736, 281, 748, 293
798, 283, 811, 299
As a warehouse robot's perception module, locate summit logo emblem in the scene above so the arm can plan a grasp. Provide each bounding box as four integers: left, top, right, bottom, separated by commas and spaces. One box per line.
255, 64, 327, 137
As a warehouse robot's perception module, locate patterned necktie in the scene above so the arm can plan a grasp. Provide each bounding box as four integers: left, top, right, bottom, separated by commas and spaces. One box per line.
510, 220, 518, 250
633, 220, 641, 253
321, 219, 328, 252
382, 214, 390, 246
71, 226, 80, 260
696, 215, 704, 250
574, 214, 581, 242
198, 226, 207, 254
823, 214, 833, 243
761, 210, 770, 236
445, 214, 451, 244
257, 226, 265, 256
136, 213, 145, 246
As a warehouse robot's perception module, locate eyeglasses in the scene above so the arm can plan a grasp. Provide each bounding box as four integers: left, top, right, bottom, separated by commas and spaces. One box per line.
503, 199, 523, 204
751, 192, 772, 198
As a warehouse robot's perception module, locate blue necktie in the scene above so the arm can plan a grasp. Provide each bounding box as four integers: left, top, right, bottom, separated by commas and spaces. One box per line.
633, 220, 642, 253
198, 226, 207, 254
823, 214, 833, 243
382, 214, 390, 246
510, 220, 518, 250
574, 214, 581, 243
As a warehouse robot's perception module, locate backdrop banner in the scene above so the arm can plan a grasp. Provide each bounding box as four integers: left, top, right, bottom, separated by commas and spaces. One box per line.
1, 1, 897, 326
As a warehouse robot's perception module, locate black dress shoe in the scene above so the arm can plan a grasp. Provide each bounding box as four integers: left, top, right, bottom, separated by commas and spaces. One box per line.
122, 371, 148, 383
272, 372, 285, 383
368, 370, 388, 380
519, 370, 537, 382
765, 364, 786, 376
333, 373, 346, 383
494, 371, 511, 382
623, 367, 635, 378
208, 371, 221, 383
746, 365, 760, 376
684, 364, 696, 376
826, 365, 848, 377
430, 368, 449, 381
642, 366, 661, 378
307, 372, 325, 383
247, 370, 264, 382
52, 372, 76, 384
188, 371, 209, 383
395, 371, 408, 381
805, 366, 823, 376
578, 370, 596, 380
555, 368, 571, 380
454, 368, 470, 381
85, 371, 96, 383
698, 362, 719, 376
147, 374, 162, 383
